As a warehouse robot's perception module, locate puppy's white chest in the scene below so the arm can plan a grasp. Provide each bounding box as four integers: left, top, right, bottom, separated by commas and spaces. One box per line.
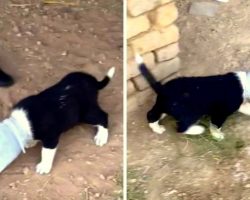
236, 72, 250, 99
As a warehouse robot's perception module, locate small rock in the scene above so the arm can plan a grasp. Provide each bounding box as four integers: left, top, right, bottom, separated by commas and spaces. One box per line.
128, 179, 137, 183
42, 16, 48, 20
36, 41, 42, 45
216, 0, 229, 2
16, 33, 22, 37
9, 182, 16, 189
86, 161, 92, 165
189, 2, 219, 17
24, 8, 29, 13
77, 176, 84, 181
25, 31, 34, 36
13, 25, 20, 33
61, 51, 68, 56
244, 184, 250, 188
68, 158, 72, 162
94, 193, 100, 197
162, 189, 178, 197
107, 175, 114, 180
99, 174, 105, 180
43, 26, 49, 31
23, 167, 29, 175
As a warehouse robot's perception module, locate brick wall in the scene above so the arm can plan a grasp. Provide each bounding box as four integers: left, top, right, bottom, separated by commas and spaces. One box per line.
127, 0, 180, 112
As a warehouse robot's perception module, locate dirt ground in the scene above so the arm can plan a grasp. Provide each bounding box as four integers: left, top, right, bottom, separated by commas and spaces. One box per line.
0, 0, 123, 200
128, 0, 250, 200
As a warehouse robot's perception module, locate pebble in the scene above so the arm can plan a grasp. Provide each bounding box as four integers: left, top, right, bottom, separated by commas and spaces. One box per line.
216, 0, 229, 2
162, 189, 178, 197
77, 176, 84, 181
94, 193, 100, 197
189, 2, 219, 17
99, 174, 105, 180
25, 31, 34, 36
245, 184, 250, 188
61, 51, 68, 56
68, 158, 73, 162
23, 167, 29, 175
128, 179, 137, 183
86, 161, 92, 165
9, 182, 16, 189
42, 16, 48, 20
107, 175, 114, 180
13, 25, 20, 33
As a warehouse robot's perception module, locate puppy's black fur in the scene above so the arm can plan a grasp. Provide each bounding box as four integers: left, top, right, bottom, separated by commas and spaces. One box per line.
139, 62, 244, 132
14, 72, 110, 149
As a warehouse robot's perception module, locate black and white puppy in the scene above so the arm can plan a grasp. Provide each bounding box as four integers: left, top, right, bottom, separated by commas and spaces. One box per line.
137, 54, 250, 140
7, 67, 115, 174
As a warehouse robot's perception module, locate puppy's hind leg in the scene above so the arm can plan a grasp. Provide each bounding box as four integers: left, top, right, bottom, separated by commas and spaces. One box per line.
83, 107, 109, 147
210, 113, 230, 141
209, 124, 224, 141
184, 125, 205, 135
147, 103, 166, 134
177, 119, 205, 135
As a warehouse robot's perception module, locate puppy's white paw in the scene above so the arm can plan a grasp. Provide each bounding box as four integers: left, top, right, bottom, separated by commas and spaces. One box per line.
210, 124, 224, 141
211, 131, 224, 141
94, 132, 108, 146
184, 125, 205, 135
153, 125, 166, 134
149, 122, 166, 134
36, 162, 52, 174
95, 126, 108, 147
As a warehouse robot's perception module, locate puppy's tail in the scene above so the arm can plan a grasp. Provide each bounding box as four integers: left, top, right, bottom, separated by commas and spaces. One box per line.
98, 67, 115, 89
136, 54, 162, 94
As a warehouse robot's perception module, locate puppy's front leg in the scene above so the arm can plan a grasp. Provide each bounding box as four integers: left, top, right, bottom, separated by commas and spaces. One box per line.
147, 105, 166, 134
238, 102, 250, 115
95, 125, 108, 147
36, 147, 57, 174
149, 120, 166, 134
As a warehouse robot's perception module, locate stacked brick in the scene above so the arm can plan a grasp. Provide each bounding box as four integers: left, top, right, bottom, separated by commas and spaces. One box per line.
127, 0, 180, 111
